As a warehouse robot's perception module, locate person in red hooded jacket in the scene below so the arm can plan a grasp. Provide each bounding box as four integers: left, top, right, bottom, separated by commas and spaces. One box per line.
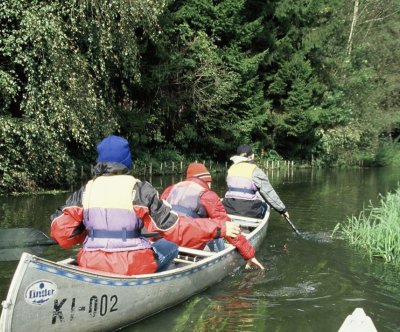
161, 163, 264, 270
50, 136, 241, 276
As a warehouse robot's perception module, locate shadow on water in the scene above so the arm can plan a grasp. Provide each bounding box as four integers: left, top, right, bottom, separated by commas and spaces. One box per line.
1, 167, 400, 331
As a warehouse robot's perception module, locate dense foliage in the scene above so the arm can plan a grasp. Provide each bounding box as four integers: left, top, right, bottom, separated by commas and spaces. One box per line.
1, 0, 399, 192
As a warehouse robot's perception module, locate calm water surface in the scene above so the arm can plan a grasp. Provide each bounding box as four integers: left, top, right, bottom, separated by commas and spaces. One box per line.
1, 167, 399, 331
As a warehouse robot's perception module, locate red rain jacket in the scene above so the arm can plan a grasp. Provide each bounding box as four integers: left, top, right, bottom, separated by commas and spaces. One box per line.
161, 177, 255, 260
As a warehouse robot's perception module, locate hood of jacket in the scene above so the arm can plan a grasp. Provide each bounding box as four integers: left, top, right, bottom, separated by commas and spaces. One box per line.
93, 162, 130, 177
230, 155, 252, 164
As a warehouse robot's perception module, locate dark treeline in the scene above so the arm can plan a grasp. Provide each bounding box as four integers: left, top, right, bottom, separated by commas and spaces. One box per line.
0, 0, 399, 193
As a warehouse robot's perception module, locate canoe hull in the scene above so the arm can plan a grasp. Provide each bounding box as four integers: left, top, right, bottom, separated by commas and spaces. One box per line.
0, 213, 268, 332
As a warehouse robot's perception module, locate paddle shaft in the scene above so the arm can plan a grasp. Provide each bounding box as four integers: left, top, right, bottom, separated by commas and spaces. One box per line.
259, 192, 302, 237
284, 216, 302, 237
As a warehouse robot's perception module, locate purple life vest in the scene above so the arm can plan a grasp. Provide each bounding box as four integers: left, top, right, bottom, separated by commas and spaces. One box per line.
165, 180, 207, 218
81, 175, 152, 252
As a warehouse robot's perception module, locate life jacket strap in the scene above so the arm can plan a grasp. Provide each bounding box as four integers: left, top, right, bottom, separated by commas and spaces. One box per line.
88, 228, 141, 242
228, 186, 256, 194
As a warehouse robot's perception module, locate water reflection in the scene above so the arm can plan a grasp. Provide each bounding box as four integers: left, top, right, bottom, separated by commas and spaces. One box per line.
0, 193, 70, 231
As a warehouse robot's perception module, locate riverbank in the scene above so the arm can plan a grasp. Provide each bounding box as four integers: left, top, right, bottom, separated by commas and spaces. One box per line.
1, 157, 372, 196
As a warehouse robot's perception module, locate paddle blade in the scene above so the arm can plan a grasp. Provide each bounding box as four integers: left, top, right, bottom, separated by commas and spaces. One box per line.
0, 228, 56, 249
0, 246, 48, 261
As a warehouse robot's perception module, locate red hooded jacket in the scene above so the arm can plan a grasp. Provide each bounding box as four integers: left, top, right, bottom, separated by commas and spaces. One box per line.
161, 177, 255, 260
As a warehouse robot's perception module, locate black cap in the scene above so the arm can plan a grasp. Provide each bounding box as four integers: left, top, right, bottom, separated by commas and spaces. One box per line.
237, 144, 253, 157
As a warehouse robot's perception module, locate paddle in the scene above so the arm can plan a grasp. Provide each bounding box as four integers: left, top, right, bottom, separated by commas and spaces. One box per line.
283, 216, 302, 237
0, 227, 161, 249
259, 194, 303, 237
0, 228, 56, 249
0, 228, 56, 261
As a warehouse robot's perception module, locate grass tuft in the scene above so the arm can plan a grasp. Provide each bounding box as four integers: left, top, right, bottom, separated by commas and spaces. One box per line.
333, 187, 400, 266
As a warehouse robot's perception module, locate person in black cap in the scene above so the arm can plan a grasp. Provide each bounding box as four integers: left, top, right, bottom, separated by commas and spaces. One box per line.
222, 144, 289, 219
50, 135, 241, 276
161, 162, 264, 270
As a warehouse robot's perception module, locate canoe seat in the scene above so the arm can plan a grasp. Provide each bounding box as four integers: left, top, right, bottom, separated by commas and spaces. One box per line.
174, 258, 195, 264
227, 214, 262, 223
178, 247, 215, 257
173, 247, 217, 266
56, 249, 214, 268
231, 220, 259, 228
228, 214, 261, 228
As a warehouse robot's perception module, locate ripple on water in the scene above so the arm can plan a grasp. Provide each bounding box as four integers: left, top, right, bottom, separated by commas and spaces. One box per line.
266, 281, 320, 298
299, 231, 334, 243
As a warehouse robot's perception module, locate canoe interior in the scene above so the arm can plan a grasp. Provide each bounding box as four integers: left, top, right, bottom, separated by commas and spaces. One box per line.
57, 216, 261, 269
0, 211, 269, 332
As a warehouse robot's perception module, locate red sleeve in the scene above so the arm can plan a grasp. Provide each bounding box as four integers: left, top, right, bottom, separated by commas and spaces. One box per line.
200, 191, 230, 222
157, 217, 227, 250
137, 211, 227, 250
225, 233, 255, 260
200, 190, 256, 260
200, 190, 254, 259
50, 206, 87, 249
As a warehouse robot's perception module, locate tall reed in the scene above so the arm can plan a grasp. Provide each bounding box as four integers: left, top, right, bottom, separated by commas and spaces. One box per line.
334, 187, 400, 266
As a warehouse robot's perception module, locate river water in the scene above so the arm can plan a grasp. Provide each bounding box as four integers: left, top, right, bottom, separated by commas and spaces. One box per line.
0, 167, 399, 331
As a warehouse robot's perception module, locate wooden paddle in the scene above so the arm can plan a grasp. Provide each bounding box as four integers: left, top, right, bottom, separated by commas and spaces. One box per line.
0, 227, 160, 249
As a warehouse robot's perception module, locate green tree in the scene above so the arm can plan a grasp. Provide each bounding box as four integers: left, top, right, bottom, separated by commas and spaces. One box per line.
138, 0, 268, 158
0, 0, 166, 192
316, 0, 400, 164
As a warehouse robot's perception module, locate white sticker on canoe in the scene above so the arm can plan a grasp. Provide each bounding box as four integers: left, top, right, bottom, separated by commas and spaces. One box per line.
25, 280, 57, 305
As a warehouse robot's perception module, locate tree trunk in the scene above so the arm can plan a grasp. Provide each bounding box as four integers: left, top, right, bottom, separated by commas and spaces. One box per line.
347, 0, 359, 56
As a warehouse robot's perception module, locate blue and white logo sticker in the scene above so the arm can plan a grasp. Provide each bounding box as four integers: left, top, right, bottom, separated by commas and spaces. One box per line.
25, 280, 57, 305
